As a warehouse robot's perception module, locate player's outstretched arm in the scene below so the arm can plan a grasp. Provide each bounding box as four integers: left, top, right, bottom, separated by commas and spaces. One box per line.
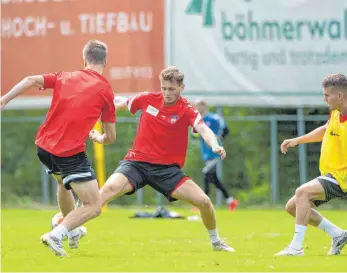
113, 96, 129, 110
0, 75, 44, 109
280, 123, 327, 154
195, 123, 226, 159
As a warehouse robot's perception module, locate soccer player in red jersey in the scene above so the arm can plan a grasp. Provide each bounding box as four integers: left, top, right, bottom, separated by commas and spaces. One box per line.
95, 67, 234, 252
0, 40, 116, 257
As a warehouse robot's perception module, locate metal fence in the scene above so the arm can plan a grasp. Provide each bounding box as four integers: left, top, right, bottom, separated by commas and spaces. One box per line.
1, 109, 328, 206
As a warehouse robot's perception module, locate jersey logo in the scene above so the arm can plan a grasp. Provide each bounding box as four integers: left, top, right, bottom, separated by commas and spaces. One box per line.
170, 115, 179, 124
146, 105, 159, 117
330, 131, 340, 137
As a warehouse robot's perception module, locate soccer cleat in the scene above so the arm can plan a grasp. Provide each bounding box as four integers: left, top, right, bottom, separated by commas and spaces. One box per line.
212, 239, 235, 252
274, 247, 304, 256
328, 231, 347, 255
41, 232, 68, 257
228, 199, 239, 211
68, 226, 87, 249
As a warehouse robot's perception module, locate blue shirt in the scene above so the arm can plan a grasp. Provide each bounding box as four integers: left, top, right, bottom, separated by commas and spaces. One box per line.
199, 112, 225, 161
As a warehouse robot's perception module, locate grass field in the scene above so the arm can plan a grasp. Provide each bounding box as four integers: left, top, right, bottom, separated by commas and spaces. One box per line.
1, 208, 347, 272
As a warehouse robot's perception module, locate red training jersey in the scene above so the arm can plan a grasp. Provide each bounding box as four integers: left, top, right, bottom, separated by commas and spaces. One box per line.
125, 92, 203, 168
35, 69, 116, 157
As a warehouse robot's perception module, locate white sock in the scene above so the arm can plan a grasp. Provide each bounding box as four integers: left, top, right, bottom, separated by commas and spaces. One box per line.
226, 197, 234, 205
318, 218, 344, 238
208, 229, 221, 244
289, 224, 307, 250
50, 224, 68, 240
68, 227, 80, 238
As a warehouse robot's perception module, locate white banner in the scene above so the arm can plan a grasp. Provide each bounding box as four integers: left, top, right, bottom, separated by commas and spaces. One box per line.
165, 0, 347, 106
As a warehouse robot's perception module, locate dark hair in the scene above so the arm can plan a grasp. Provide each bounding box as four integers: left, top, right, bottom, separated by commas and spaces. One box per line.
322, 74, 347, 92
82, 40, 107, 65
159, 66, 184, 85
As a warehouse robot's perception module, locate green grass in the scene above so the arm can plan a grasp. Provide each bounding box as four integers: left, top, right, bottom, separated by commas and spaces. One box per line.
1, 208, 347, 272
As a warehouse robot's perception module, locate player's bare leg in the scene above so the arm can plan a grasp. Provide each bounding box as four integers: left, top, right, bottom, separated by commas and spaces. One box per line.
171, 179, 235, 252
53, 175, 75, 217
52, 175, 86, 248
52, 174, 86, 249
99, 173, 134, 206
173, 179, 216, 230
285, 196, 323, 226
63, 180, 102, 228
41, 179, 101, 256
285, 195, 347, 255
275, 179, 345, 256
275, 179, 323, 256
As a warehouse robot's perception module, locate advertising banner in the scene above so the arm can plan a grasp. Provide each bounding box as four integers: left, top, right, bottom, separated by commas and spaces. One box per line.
2, 0, 164, 108
166, 0, 347, 106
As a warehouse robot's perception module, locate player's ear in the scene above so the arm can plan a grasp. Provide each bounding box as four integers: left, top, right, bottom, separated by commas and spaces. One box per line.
337, 91, 343, 100
180, 84, 185, 92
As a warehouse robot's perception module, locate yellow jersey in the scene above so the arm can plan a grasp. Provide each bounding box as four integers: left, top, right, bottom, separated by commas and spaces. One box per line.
320, 110, 347, 192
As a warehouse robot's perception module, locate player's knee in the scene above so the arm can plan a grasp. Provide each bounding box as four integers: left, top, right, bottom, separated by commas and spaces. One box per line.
285, 199, 296, 215
295, 186, 309, 200
196, 195, 212, 209
100, 181, 124, 199
82, 195, 102, 218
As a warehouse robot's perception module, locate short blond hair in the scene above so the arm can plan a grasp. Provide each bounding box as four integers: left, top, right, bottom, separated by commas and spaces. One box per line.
159, 66, 184, 85
82, 40, 108, 65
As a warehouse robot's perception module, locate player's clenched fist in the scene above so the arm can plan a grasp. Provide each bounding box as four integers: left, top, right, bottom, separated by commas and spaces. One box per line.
89, 129, 102, 143
212, 145, 226, 160
280, 138, 299, 154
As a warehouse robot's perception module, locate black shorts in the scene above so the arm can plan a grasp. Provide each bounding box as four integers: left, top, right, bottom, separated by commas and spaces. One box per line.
115, 160, 189, 202
313, 174, 347, 207
37, 147, 96, 190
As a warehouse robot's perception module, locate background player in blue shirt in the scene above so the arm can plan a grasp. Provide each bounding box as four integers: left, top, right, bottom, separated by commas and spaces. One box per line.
194, 99, 239, 211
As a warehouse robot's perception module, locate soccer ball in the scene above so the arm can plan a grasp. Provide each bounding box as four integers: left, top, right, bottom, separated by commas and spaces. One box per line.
51, 211, 64, 229
51, 212, 87, 239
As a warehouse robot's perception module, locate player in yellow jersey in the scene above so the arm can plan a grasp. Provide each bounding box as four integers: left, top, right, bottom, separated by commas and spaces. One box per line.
275, 74, 347, 256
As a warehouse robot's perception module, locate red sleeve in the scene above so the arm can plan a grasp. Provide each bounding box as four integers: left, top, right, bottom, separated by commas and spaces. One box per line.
101, 87, 116, 123
186, 105, 203, 128
42, 73, 58, 89
126, 92, 149, 114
